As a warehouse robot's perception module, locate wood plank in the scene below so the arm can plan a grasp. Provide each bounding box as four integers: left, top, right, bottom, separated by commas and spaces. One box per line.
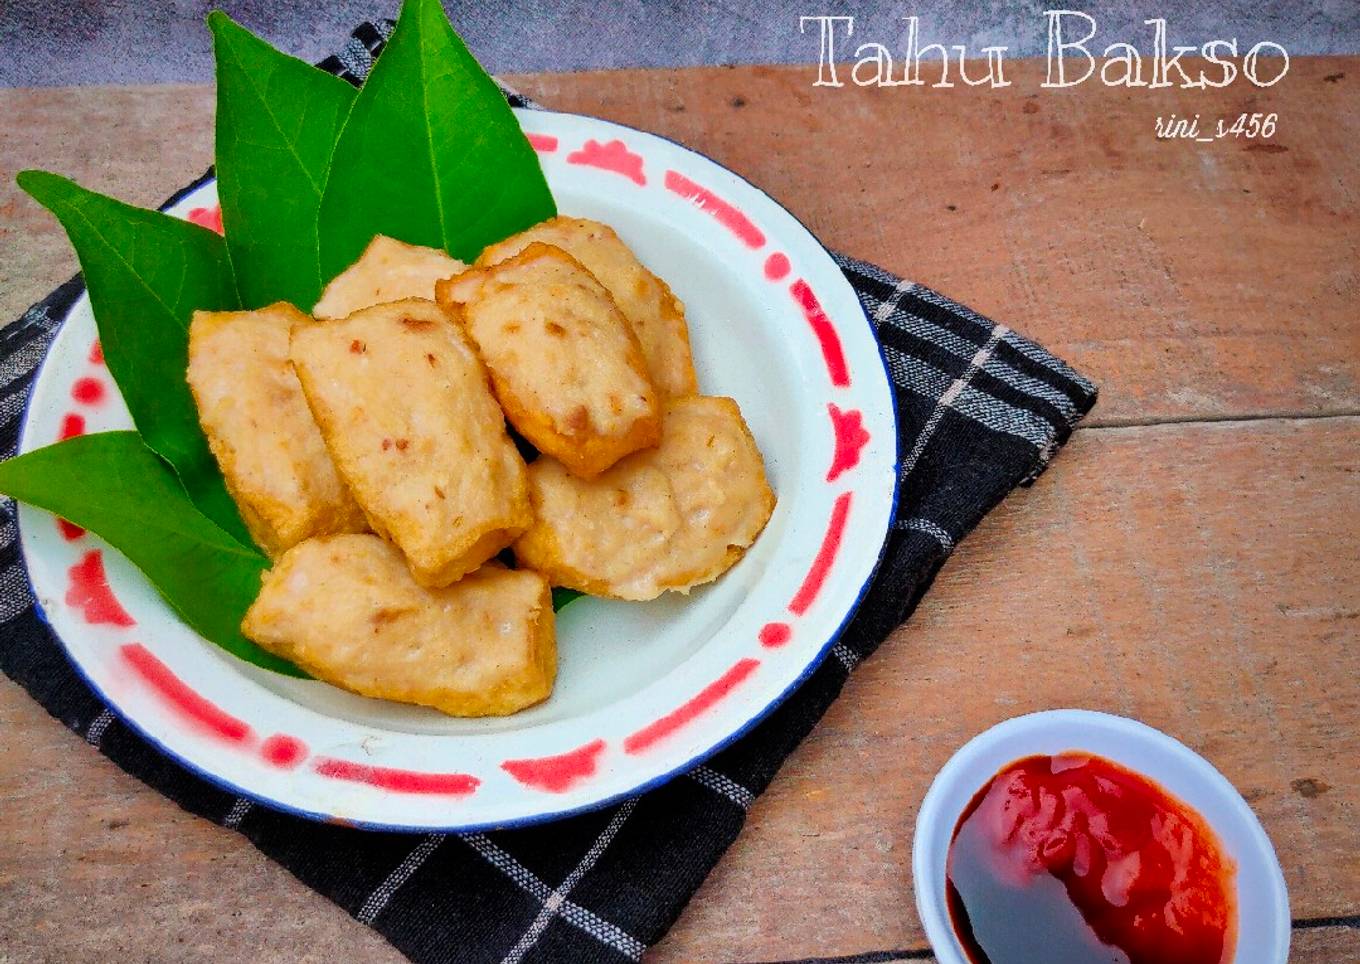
0, 674, 396, 960
0, 84, 216, 323
2, 417, 1355, 960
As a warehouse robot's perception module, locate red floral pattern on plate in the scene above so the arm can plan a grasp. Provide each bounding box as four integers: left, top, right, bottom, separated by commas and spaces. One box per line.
567, 138, 647, 185
67, 551, 135, 627
187, 205, 223, 234
502, 739, 607, 793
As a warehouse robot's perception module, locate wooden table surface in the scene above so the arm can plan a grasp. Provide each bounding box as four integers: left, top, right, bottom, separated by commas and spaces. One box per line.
0, 56, 1356, 962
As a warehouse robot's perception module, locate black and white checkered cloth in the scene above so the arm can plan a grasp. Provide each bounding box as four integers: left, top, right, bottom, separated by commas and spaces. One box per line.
0, 22, 1097, 964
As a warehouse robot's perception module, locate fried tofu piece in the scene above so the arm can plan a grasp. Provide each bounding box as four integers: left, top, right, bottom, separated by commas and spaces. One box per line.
515, 395, 775, 600
478, 217, 697, 396
242, 535, 555, 716
437, 243, 661, 479
290, 299, 531, 587
187, 303, 366, 556
313, 235, 466, 319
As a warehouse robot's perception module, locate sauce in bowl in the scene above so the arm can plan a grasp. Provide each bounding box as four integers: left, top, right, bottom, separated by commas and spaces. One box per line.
946, 753, 1236, 964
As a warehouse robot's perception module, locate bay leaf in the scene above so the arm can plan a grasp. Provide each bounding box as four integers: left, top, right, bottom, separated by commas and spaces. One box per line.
316, 0, 555, 279
209, 12, 357, 310
0, 432, 303, 677
16, 170, 253, 549
552, 588, 583, 610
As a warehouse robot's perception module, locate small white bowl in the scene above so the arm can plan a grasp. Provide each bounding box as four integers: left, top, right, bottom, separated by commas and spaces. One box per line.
912, 709, 1290, 964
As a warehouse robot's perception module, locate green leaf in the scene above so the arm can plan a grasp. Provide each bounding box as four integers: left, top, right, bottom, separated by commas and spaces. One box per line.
209, 12, 357, 309
316, 0, 556, 278
551, 588, 583, 611
15, 170, 253, 549
0, 433, 303, 677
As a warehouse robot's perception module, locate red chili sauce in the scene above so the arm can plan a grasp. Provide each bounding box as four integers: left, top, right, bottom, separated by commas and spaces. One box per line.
946, 753, 1236, 964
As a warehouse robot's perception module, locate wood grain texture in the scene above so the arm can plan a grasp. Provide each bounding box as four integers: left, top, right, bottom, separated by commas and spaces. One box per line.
0, 672, 396, 962
0, 84, 217, 321
0, 56, 1357, 963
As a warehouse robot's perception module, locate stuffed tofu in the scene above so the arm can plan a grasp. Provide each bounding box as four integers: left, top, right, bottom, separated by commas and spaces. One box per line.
477, 217, 697, 397
186, 303, 366, 556
290, 299, 531, 587
313, 235, 466, 319
514, 395, 775, 600
243, 535, 555, 716
437, 243, 660, 478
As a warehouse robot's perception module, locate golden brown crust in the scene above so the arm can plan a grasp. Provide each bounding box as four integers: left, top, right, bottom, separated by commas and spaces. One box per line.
438, 243, 662, 479
512, 505, 620, 599
313, 235, 467, 320
649, 275, 698, 396
187, 303, 367, 557
515, 523, 753, 601
289, 299, 531, 587
475, 217, 698, 397
242, 535, 555, 716
484, 351, 663, 480
513, 395, 776, 600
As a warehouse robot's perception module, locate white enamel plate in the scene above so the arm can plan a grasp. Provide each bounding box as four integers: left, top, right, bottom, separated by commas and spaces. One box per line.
19, 110, 899, 830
